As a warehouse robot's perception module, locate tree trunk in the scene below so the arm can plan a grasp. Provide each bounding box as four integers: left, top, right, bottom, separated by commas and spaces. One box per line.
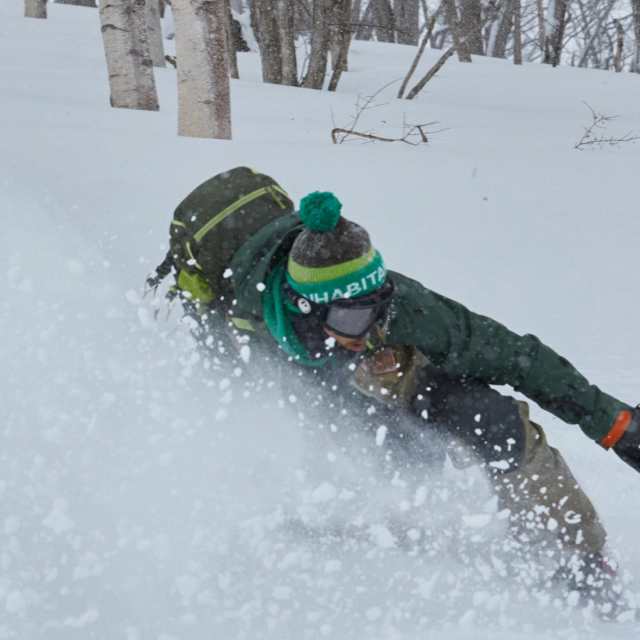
225, 0, 239, 79
491, 0, 513, 58
543, 0, 569, 66
633, 0, 640, 73
25, 0, 47, 18
277, 0, 298, 85
328, 0, 353, 90
355, 0, 375, 40
614, 19, 624, 72
373, 0, 395, 43
173, 0, 232, 139
302, 0, 331, 89
55, 0, 97, 6
443, 0, 471, 62
145, 0, 166, 67
535, 0, 545, 54
251, 0, 283, 84
394, 0, 419, 45
513, 0, 522, 65
98, 0, 159, 111
460, 0, 483, 55
329, 0, 351, 71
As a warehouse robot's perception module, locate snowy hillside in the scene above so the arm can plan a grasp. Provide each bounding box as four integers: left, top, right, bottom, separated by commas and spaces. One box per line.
2, 2, 640, 638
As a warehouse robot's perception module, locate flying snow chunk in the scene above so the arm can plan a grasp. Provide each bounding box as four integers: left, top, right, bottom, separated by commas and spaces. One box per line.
324, 559, 342, 573
369, 524, 396, 548
125, 289, 141, 305
462, 513, 492, 529
5, 590, 26, 615
256, 282, 266, 292
366, 607, 382, 621
66, 259, 85, 275
310, 482, 337, 503
375, 425, 388, 446
43, 499, 74, 534
223, 268, 233, 279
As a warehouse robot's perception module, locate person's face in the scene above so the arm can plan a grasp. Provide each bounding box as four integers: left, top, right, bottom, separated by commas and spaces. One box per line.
323, 327, 368, 352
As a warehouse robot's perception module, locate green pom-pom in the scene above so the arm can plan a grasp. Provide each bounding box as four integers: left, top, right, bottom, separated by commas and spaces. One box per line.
299, 192, 342, 232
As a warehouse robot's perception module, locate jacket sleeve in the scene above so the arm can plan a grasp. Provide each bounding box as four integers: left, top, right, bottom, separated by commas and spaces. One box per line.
388, 273, 631, 442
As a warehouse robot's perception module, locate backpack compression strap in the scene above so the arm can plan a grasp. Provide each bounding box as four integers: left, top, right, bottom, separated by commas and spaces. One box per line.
147, 250, 174, 290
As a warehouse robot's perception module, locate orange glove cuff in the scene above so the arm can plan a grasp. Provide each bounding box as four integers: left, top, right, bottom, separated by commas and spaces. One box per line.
600, 410, 633, 449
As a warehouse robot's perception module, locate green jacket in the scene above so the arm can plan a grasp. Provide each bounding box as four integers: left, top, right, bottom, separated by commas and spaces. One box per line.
229, 215, 630, 442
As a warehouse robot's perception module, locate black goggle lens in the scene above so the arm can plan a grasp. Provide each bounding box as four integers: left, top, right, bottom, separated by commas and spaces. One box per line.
323, 281, 393, 339
324, 305, 380, 339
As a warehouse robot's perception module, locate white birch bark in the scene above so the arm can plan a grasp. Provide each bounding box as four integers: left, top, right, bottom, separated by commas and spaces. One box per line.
513, 0, 522, 65
632, 0, 640, 72
98, 0, 159, 110
173, 0, 232, 139
145, 0, 166, 67
25, 0, 47, 18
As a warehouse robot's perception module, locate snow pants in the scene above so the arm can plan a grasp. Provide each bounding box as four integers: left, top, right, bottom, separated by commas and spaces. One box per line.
353, 346, 607, 557
419, 375, 608, 556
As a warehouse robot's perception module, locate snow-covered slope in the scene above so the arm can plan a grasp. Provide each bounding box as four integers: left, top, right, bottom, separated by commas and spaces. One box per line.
2, 2, 639, 638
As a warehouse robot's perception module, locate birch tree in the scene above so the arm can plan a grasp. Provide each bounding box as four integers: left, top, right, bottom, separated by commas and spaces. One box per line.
632, 0, 640, 72
394, 0, 420, 45
173, 0, 232, 139
145, 0, 166, 67
251, 0, 283, 84
444, 0, 472, 62
328, 0, 353, 90
302, 0, 332, 88
543, 0, 569, 66
513, 0, 522, 65
460, 0, 483, 55
372, 0, 395, 42
98, 0, 159, 111
277, 0, 298, 86
25, 0, 47, 18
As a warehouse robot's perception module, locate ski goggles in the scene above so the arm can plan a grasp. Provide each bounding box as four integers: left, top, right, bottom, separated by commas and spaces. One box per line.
317, 280, 394, 339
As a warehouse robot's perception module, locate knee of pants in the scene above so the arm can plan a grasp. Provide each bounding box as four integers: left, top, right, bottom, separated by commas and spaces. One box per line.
425, 380, 528, 472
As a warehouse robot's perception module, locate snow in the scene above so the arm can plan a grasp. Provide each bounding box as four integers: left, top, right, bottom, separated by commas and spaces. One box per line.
2, 2, 640, 639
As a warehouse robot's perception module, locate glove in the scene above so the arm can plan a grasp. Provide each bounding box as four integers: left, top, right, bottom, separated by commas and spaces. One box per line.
612, 406, 640, 474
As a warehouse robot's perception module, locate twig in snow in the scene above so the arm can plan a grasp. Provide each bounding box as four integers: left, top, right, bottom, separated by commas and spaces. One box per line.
331, 122, 434, 145
574, 102, 640, 150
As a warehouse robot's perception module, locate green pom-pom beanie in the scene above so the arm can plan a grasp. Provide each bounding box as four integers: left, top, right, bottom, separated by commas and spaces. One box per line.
287, 191, 386, 304
299, 192, 342, 232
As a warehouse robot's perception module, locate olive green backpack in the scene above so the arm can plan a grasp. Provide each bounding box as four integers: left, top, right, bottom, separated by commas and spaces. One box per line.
148, 167, 294, 310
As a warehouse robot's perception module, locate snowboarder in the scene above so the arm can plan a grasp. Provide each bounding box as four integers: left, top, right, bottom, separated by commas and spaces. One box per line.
151, 171, 639, 614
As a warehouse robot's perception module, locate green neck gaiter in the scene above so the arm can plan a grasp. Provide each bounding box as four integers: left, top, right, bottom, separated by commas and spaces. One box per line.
261, 264, 327, 368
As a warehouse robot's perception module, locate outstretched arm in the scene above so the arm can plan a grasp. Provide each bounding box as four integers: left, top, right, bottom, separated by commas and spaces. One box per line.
389, 273, 634, 454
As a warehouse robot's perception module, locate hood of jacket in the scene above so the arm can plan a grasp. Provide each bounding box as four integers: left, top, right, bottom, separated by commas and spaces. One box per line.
228, 213, 302, 319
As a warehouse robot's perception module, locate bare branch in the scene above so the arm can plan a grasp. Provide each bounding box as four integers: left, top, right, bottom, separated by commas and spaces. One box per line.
575, 102, 640, 150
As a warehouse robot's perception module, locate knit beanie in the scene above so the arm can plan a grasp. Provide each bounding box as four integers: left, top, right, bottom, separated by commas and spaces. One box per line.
286, 192, 386, 304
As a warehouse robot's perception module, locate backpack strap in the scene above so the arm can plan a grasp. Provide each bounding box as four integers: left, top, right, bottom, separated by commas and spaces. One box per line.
146, 249, 175, 290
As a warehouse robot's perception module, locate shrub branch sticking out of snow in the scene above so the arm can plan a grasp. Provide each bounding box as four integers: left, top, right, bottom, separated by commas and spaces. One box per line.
574, 101, 640, 150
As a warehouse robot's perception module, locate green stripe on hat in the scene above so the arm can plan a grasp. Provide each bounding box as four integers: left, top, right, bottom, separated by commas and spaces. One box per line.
287, 248, 375, 284
286, 251, 386, 304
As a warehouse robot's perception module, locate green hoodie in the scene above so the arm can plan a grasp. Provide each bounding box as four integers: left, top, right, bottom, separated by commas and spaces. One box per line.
229, 215, 630, 442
